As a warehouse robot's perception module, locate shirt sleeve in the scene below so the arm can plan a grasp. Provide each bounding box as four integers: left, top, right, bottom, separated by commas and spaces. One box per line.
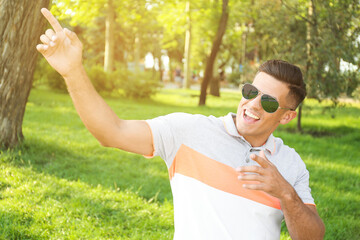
293, 160, 315, 205
145, 113, 191, 168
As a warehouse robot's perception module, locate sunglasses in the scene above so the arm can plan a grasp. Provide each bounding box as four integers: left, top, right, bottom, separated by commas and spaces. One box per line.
241, 83, 294, 113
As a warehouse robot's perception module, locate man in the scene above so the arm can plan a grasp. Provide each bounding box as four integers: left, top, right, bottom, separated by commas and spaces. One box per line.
36, 8, 325, 240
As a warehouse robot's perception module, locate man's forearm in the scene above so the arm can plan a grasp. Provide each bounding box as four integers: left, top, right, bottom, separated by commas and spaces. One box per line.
281, 188, 325, 240
63, 66, 121, 146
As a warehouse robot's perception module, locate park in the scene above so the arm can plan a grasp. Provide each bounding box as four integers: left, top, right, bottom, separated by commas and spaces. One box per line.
1, 0, 360, 239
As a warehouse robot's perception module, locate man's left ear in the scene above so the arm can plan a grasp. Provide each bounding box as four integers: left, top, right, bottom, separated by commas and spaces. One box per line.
280, 110, 297, 125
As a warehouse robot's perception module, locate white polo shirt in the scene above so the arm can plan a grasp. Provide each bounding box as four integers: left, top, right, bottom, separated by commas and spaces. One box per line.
146, 112, 315, 240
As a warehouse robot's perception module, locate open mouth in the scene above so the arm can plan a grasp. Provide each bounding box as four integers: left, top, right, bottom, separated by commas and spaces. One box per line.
243, 109, 260, 123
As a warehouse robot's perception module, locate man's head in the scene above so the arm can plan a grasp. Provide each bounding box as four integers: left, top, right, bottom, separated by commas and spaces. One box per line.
236, 60, 306, 147
259, 59, 306, 109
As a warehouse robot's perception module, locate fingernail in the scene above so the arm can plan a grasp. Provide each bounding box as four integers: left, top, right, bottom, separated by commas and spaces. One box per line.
50, 41, 55, 47
250, 154, 255, 159
44, 45, 48, 50
238, 175, 242, 180
52, 36, 57, 41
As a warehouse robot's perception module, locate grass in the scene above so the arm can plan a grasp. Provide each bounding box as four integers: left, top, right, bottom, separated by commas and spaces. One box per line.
0, 87, 359, 239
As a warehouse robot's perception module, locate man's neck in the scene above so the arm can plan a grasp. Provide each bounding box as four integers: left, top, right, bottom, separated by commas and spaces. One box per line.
242, 135, 269, 148
232, 115, 270, 147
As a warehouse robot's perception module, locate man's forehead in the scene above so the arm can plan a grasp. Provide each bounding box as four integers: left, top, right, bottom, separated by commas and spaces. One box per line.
252, 72, 290, 97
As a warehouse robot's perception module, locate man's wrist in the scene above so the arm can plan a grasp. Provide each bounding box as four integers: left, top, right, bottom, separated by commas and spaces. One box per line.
279, 184, 298, 204
62, 64, 85, 80
62, 65, 90, 94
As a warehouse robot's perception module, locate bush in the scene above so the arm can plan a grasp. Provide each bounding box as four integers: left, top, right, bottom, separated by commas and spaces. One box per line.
227, 63, 258, 87
228, 72, 241, 86
47, 70, 66, 92
121, 71, 161, 99
86, 65, 112, 93
352, 86, 360, 100
34, 60, 161, 99
86, 64, 161, 99
33, 57, 67, 92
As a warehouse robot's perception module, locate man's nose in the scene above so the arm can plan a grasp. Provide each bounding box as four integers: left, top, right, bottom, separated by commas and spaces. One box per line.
246, 95, 262, 110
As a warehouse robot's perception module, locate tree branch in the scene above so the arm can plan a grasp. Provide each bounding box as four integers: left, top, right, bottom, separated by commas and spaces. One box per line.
280, 0, 314, 25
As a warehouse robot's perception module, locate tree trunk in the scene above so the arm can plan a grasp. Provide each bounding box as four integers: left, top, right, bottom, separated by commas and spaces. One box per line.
104, 0, 115, 72
134, 33, 141, 71
300, 0, 318, 132
199, 0, 229, 105
183, 0, 192, 89
0, 0, 50, 149
301, 1, 313, 133
210, 56, 220, 96
297, 104, 303, 133
210, 76, 220, 96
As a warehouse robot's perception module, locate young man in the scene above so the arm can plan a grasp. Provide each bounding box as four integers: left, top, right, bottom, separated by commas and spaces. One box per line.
37, 8, 325, 240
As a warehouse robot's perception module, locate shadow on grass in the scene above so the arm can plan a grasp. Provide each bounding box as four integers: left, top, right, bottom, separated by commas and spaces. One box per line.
276, 129, 360, 239
0, 165, 174, 239
0, 210, 42, 240
310, 179, 360, 240
277, 125, 360, 138
5, 137, 172, 203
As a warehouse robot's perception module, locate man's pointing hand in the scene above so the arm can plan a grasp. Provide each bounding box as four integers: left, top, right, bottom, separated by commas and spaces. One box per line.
36, 8, 83, 78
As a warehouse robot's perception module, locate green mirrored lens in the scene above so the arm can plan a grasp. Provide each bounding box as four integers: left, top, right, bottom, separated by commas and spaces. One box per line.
242, 84, 258, 99
261, 94, 279, 113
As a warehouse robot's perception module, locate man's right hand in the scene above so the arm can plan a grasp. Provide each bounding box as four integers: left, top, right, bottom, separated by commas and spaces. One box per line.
36, 8, 83, 78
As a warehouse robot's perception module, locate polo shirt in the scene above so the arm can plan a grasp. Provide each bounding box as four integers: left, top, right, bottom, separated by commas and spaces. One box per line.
145, 112, 315, 240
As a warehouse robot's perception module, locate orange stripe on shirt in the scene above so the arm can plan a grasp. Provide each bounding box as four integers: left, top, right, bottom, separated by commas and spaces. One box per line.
169, 144, 281, 210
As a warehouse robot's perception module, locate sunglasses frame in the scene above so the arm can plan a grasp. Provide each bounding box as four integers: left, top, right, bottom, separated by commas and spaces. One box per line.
241, 83, 295, 113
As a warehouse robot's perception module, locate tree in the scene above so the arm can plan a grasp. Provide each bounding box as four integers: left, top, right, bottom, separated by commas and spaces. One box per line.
156, 0, 186, 82
0, 0, 50, 149
104, 0, 115, 72
233, 0, 359, 131
278, 0, 360, 131
52, 0, 158, 71
199, 0, 229, 106
183, 0, 192, 89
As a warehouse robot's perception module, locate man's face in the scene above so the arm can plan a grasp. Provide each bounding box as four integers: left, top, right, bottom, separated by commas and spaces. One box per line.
236, 72, 295, 145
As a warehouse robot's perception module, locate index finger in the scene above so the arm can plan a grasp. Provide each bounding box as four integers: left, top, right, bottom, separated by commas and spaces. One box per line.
41, 8, 63, 33
250, 151, 270, 168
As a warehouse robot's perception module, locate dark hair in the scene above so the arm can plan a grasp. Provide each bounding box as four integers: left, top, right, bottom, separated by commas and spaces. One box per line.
258, 59, 306, 109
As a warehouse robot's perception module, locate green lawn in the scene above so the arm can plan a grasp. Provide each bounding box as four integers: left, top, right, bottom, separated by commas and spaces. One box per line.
0, 88, 359, 239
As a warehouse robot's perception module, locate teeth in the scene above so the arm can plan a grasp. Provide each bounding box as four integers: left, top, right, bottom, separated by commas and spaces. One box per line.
245, 110, 260, 120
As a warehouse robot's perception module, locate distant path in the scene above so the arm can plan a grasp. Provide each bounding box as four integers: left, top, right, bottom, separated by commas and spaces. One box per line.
163, 82, 240, 93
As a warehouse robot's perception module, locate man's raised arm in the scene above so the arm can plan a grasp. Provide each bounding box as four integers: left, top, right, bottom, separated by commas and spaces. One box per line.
36, 8, 153, 156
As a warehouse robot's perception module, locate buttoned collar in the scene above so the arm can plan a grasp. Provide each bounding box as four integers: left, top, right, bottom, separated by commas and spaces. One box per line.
222, 113, 276, 155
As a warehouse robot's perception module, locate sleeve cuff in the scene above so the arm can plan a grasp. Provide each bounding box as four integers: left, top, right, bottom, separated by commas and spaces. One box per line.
143, 120, 156, 158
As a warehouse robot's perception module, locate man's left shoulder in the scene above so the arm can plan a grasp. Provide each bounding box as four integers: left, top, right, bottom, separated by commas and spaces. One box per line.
272, 136, 304, 164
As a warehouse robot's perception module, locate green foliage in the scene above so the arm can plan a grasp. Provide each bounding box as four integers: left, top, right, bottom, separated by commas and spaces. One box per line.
345, 71, 360, 97
85, 64, 161, 99
86, 65, 113, 93
49, 0, 360, 103
227, 71, 241, 86
34, 58, 161, 99
251, 0, 360, 102
227, 62, 258, 87
51, 0, 162, 67
352, 85, 360, 100
121, 71, 162, 99
33, 57, 67, 92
